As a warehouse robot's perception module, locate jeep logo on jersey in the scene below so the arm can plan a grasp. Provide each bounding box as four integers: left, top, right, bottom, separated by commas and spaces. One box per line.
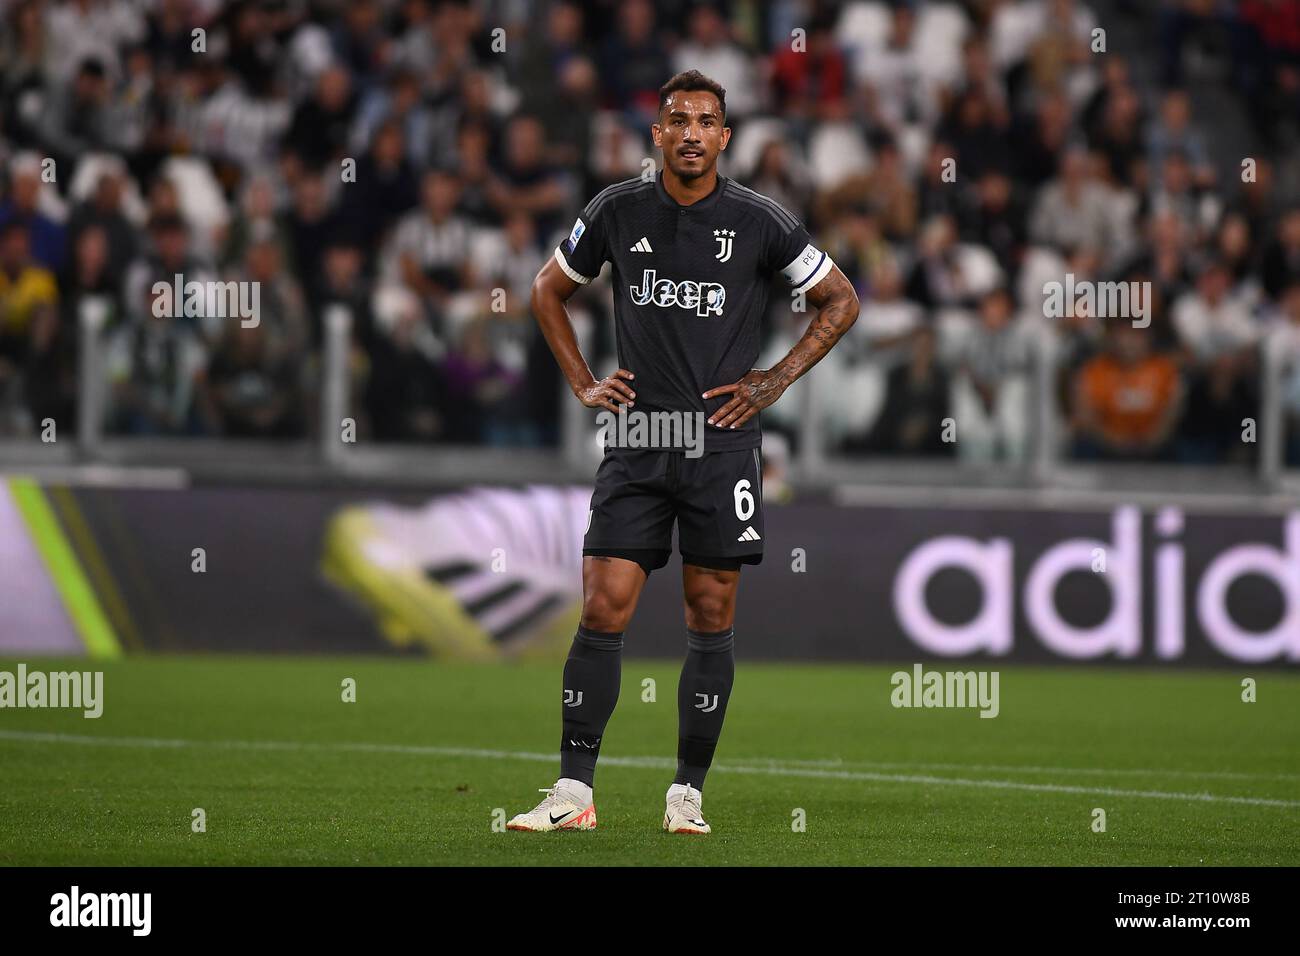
629, 270, 726, 317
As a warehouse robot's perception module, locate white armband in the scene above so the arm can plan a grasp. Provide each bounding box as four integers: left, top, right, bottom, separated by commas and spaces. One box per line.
782, 243, 833, 292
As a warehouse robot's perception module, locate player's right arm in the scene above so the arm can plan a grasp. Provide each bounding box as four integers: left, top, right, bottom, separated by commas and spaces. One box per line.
530, 254, 636, 415
532, 192, 637, 415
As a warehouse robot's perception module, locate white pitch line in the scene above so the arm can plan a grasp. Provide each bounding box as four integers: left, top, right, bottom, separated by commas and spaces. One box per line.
2, 729, 1297, 809
730, 755, 1300, 783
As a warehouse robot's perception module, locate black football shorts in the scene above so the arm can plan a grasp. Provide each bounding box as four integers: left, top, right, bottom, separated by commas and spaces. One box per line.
583, 446, 764, 574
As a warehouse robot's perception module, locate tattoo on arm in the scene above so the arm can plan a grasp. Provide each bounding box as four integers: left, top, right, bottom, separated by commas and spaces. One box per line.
771, 267, 860, 387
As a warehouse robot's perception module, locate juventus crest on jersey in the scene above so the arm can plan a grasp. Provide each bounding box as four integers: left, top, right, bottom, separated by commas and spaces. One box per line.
554, 171, 834, 453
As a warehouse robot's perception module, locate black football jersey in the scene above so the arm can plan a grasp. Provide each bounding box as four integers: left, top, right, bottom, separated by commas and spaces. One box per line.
554, 171, 834, 452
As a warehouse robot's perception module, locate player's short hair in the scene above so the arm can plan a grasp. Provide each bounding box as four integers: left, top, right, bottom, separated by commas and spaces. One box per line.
658, 70, 727, 122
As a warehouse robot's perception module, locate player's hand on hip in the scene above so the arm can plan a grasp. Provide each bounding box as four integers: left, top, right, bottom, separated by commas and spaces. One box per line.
703, 368, 788, 429
576, 369, 636, 414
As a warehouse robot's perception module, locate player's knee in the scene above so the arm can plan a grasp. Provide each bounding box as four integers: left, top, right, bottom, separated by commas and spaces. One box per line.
581, 592, 635, 632
684, 593, 733, 633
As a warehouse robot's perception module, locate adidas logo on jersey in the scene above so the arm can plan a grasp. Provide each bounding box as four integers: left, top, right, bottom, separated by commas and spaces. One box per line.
737, 526, 761, 542
630, 237, 653, 252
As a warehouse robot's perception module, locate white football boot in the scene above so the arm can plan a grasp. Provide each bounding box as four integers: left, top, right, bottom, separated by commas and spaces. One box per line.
663, 782, 711, 834
506, 778, 596, 832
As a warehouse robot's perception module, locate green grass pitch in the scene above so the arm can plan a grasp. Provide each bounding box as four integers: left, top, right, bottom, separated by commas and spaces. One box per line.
1, 655, 1296, 866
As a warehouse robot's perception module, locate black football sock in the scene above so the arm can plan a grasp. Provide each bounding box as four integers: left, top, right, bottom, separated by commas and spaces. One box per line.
674, 627, 735, 790
558, 625, 623, 786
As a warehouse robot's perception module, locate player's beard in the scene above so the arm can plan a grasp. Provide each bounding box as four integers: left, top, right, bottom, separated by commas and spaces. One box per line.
669, 155, 713, 181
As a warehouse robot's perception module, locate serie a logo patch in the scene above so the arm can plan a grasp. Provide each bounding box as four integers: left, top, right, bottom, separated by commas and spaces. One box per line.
564, 217, 585, 254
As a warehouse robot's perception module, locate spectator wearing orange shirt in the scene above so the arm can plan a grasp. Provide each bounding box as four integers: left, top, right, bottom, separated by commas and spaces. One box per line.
1071, 323, 1184, 461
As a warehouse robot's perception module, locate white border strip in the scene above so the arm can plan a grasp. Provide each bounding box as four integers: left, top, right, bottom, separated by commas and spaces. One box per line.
553, 248, 592, 285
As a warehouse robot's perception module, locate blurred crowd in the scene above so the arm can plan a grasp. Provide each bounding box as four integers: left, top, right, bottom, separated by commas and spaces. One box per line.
1, 0, 1300, 466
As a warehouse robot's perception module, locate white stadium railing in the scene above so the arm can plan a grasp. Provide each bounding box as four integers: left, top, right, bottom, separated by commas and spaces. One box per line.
0, 300, 1296, 502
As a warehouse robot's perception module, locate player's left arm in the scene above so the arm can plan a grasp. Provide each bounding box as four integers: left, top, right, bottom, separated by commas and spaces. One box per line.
703, 265, 860, 429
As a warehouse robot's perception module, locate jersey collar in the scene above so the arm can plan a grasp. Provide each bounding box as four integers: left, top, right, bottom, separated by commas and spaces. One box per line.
655, 169, 727, 212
